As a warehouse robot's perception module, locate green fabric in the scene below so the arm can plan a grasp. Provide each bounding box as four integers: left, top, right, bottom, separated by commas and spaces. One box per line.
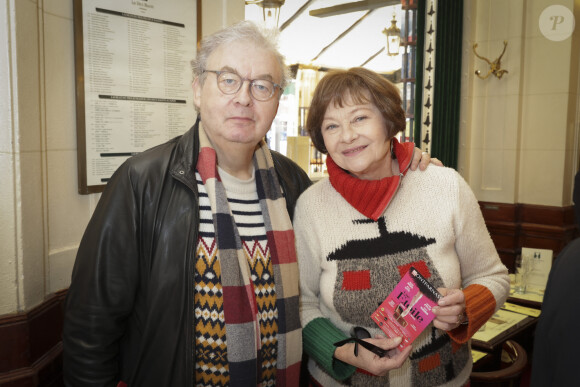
414, 0, 426, 148
432, 0, 463, 169
303, 317, 356, 381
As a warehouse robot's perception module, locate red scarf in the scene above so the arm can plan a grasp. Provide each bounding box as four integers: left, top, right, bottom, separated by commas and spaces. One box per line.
326, 138, 415, 220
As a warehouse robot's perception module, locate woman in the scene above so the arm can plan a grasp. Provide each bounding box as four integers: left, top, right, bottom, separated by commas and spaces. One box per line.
294, 67, 509, 386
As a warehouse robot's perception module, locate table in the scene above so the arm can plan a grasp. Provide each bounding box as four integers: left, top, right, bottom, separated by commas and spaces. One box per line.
507, 274, 544, 309
507, 292, 543, 310
471, 308, 537, 353
471, 305, 540, 370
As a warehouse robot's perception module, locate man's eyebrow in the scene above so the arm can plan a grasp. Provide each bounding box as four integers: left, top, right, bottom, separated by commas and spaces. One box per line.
219, 65, 236, 73
218, 65, 275, 82
255, 73, 275, 82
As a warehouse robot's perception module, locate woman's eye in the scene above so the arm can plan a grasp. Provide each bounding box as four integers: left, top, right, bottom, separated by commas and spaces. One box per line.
324, 124, 337, 131
354, 116, 367, 122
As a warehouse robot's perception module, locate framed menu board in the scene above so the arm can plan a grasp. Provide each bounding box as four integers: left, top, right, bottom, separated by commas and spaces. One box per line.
73, 0, 199, 193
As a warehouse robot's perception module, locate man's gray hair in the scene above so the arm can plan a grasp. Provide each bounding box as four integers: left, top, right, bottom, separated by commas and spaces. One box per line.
191, 20, 290, 92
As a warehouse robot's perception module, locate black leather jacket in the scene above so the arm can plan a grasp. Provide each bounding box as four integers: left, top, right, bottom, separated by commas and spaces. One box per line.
63, 120, 312, 386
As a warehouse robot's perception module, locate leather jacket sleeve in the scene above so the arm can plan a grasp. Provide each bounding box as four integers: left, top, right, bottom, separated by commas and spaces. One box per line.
63, 161, 143, 387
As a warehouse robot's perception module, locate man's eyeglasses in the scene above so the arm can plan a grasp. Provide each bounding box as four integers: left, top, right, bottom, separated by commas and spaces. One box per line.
203, 70, 281, 101
333, 326, 390, 358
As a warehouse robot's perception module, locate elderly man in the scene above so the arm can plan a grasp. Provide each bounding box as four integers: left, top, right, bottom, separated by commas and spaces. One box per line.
63, 20, 433, 386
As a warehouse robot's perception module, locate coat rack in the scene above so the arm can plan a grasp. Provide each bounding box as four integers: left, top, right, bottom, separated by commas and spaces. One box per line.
473, 40, 508, 80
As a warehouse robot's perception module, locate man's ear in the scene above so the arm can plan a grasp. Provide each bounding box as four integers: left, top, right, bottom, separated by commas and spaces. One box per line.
192, 77, 202, 109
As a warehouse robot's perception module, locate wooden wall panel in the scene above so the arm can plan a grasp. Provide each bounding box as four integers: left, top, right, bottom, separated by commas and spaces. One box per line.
0, 315, 29, 372
0, 290, 66, 386
479, 202, 518, 223
479, 201, 578, 272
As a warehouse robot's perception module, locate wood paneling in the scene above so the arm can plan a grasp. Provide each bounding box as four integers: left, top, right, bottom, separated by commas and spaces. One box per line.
479, 201, 578, 272
0, 290, 66, 386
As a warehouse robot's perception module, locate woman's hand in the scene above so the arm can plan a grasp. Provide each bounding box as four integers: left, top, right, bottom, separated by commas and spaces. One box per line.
432, 288, 467, 331
410, 148, 443, 171
333, 336, 411, 376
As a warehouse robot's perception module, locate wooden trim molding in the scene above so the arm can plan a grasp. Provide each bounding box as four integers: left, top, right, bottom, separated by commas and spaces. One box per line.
479, 201, 579, 272
0, 289, 67, 386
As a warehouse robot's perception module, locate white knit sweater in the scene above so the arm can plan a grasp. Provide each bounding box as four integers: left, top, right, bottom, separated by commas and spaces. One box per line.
294, 165, 509, 387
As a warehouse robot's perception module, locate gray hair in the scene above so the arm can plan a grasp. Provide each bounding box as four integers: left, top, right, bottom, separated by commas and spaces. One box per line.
191, 20, 290, 92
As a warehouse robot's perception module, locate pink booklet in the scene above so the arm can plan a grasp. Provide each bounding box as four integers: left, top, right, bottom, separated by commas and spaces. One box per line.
371, 266, 442, 350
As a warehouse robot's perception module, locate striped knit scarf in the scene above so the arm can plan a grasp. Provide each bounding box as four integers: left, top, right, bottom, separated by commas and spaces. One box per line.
195, 124, 301, 386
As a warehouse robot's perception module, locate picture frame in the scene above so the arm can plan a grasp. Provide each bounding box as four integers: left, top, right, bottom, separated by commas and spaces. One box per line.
73, 0, 200, 193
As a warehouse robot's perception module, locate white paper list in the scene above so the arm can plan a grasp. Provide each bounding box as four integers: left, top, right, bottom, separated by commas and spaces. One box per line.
81, 0, 196, 186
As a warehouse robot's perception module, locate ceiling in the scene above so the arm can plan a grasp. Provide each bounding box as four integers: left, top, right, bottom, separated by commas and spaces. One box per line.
245, 0, 405, 74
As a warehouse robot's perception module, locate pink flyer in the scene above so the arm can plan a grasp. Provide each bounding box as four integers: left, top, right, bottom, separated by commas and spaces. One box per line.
371, 266, 442, 350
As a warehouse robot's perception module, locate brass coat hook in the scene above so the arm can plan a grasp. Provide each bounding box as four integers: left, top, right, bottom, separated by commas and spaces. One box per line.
473, 40, 508, 79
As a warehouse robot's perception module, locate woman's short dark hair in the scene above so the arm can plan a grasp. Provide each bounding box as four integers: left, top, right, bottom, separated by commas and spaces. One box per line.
306, 67, 406, 154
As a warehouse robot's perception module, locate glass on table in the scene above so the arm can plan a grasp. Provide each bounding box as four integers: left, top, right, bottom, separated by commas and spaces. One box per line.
514, 254, 530, 294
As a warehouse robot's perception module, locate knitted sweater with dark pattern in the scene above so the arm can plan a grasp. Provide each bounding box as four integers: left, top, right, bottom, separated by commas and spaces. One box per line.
294, 164, 509, 387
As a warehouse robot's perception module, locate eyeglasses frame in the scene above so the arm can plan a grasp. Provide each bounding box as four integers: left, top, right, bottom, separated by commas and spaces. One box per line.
203, 69, 282, 101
